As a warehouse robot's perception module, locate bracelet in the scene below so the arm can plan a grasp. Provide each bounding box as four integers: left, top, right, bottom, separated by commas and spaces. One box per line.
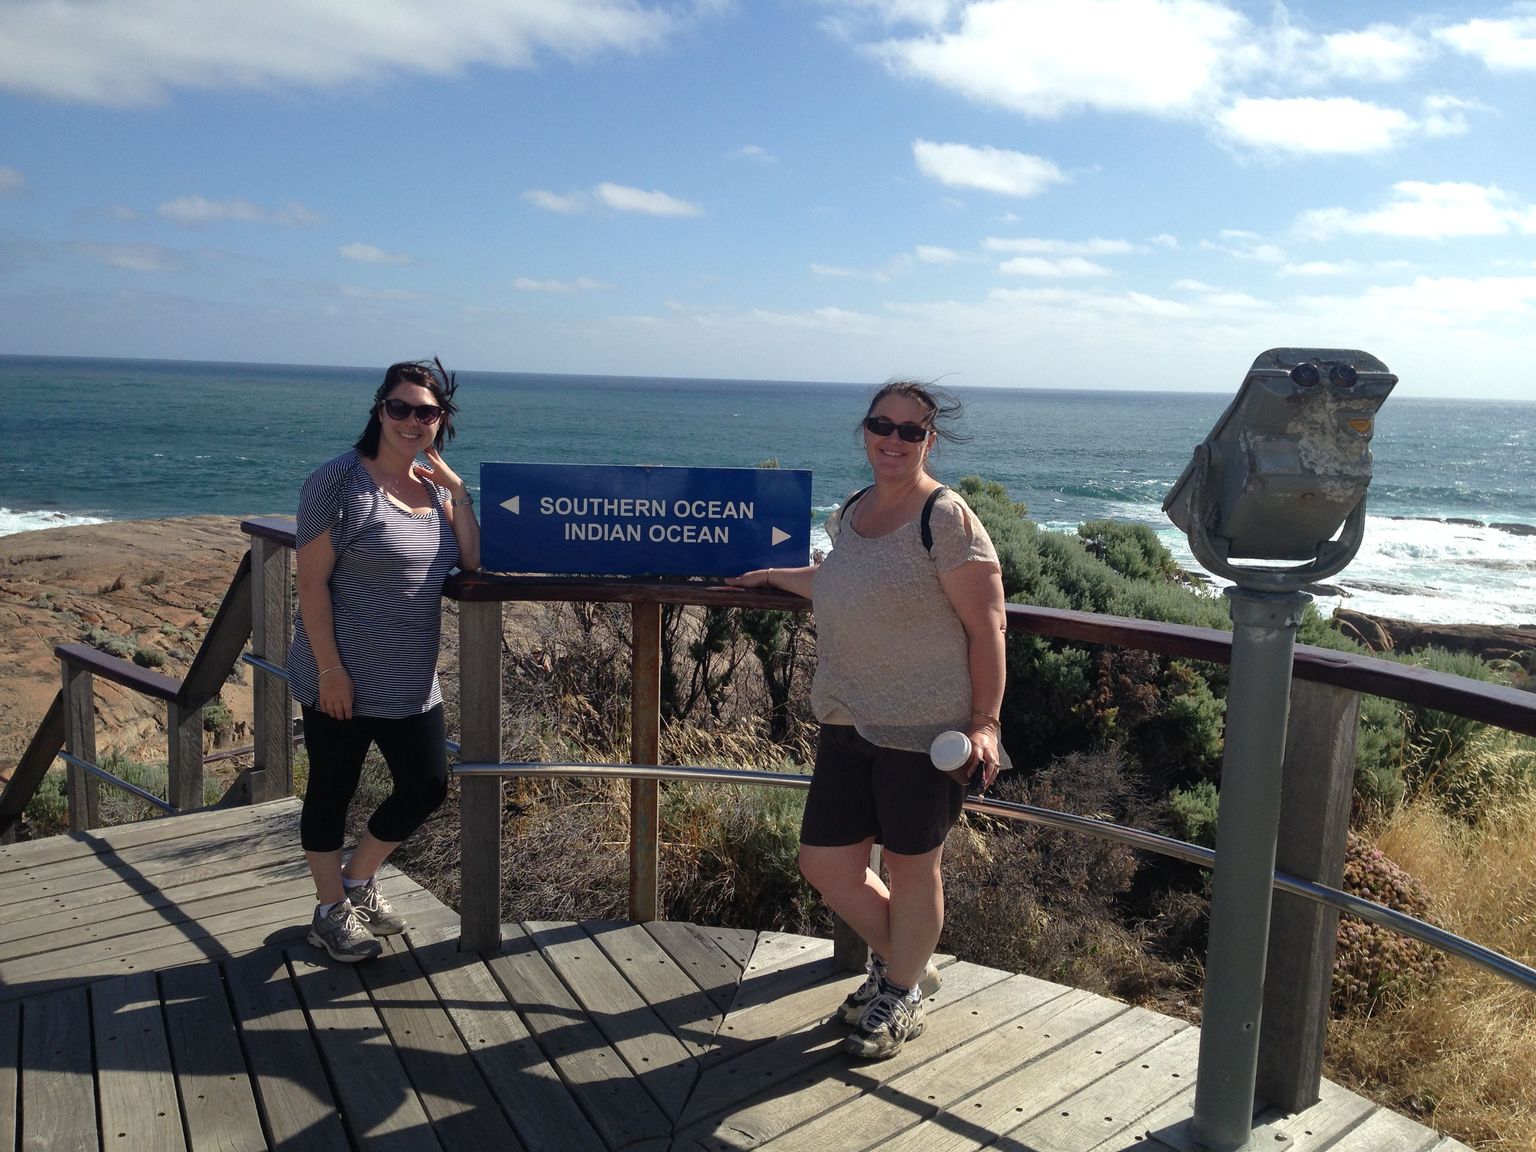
765, 568, 775, 588
450, 493, 473, 507
318, 666, 344, 678
970, 711, 1001, 728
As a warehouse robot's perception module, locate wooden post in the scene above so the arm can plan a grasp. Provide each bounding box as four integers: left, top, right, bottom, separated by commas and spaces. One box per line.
832, 845, 882, 973
165, 700, 204, 812
1258, 678, 1360, 1112
458, 599, 504, 952
630, 601, 661, 923
61, 660, 99, 832
249, 536, 294, 804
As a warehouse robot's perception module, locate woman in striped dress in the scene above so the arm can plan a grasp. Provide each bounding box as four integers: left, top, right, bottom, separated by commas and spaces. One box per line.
286, 359, 481, 962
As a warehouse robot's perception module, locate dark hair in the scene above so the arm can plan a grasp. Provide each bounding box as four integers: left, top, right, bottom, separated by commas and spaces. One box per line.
354, 358, 459, 458
859, 379, 970, 450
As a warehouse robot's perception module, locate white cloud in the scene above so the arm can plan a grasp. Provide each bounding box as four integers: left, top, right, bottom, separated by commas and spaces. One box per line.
523, 189, 588, 214
0, 0, 690, 106
595, 182, 703, 217
339, 242, 411, 264
1204, 230, 1286, 263
1318, 25, 1427, 82
730, 144, 777, 162
1295, 181, 1536, 241
1216, 96, 1416, 154
1436, 16, 1536, 72
912, 140, 1066, 198
0, 165, 24, 194
913, 245, 963, 263
871, 0, 1243, 118
77, 242, 181, 272
997, 256, 1112, 278
1278, 260, 1365, 278
158, 196, 320, 226
984, 236, 1138, 256
512, 276, 609, 293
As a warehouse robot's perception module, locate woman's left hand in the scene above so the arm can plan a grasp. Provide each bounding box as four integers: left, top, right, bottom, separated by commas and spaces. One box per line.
416, 447, 465, 498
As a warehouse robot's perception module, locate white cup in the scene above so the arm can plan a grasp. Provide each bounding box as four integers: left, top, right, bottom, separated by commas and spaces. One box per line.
929, 730, 972, 773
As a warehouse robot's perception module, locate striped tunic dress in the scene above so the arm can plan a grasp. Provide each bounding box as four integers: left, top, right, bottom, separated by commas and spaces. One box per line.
287, 449, 461, 718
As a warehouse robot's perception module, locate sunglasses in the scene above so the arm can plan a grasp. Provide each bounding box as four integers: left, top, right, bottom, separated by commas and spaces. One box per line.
380, 398, 443, 425
863, 415, 931, 443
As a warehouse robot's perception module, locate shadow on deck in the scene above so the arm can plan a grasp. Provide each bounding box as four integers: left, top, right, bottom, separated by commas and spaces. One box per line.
0, 801, 1468, 1151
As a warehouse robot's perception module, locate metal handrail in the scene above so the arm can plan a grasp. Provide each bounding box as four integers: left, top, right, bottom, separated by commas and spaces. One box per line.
56, 750, 178, 815
454, 759, 1536, 994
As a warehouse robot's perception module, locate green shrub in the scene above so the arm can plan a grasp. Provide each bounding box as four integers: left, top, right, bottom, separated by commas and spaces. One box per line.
203, 699, 235, 744
1166, 779, 1221, 848
132, 647, 165, 668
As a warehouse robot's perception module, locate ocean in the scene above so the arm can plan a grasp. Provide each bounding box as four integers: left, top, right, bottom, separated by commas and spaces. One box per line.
3, 355, 1533, 627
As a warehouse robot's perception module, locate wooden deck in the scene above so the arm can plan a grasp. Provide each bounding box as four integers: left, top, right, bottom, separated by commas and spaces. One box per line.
0, 801, 1470, 1151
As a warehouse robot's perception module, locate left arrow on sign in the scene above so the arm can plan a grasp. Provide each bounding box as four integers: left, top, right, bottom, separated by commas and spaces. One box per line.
501, 495, 521, 514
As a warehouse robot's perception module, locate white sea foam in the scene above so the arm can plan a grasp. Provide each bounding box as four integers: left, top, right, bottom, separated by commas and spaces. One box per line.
0, 507, 110, 537
1155, 515, 1536, 627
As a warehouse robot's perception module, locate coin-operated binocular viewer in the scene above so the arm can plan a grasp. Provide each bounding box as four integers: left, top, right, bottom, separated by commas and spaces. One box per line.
1163, 348, 1396, 1151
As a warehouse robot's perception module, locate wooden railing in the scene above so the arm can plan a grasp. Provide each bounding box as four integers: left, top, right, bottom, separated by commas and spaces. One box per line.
4, 515, 1534, 1119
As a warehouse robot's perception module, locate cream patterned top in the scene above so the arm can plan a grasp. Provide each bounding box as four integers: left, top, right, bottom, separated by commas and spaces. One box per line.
811, 487, 1003, 753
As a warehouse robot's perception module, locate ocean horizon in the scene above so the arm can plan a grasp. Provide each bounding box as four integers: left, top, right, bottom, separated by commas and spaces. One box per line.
4, 354, 1533, 627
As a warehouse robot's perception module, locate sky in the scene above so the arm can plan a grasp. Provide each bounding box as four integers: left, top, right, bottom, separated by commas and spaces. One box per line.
2, 0, 1535, 398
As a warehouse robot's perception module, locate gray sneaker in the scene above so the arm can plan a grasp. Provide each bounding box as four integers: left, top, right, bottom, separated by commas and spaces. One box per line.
347, 877, 407, 936
838, 956, 942, 1025
307, 900, 383, 962
842, 982, 926, 1060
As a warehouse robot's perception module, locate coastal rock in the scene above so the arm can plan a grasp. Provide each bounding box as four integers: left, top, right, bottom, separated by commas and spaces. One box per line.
0, 517, 255, 770
1332, 607, 1536, 668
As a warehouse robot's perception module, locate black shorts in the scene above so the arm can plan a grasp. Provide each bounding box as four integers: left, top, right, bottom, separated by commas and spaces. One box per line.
799, 723, 964, 857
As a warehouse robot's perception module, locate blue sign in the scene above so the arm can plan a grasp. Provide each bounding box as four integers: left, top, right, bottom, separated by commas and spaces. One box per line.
480, 462, 813, 577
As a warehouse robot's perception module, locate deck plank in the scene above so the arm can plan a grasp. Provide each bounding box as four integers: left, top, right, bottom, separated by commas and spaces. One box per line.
287, 948, 442, 1151
0, 804, 304, 872
20, 987, 97, 1152
872, 1002, 1186, 1152
160, 962, 268, 1152
693, 970, 1071, 1150
0, 841, 302, 946
585, 919, 726, 1057
224, 947, 349, 1152
407, 927, 609, 1152
643, 920, 744, 1014
358, 934, 527, 1150
994, 1023, 1202, 1151
527, 919, 699, 1121
0, 1001, 17, 1152
485, 923, 673, 1148
92, 971, 188, 1152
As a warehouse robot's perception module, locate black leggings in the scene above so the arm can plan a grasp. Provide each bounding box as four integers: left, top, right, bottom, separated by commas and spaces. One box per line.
299, 704, 450, 852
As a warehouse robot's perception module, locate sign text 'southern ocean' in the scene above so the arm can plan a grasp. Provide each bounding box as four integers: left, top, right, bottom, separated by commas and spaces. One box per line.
480, 463, 813, 577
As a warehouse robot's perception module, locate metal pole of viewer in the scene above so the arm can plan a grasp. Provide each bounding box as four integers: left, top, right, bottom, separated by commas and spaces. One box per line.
1191, 587, 1310, 1151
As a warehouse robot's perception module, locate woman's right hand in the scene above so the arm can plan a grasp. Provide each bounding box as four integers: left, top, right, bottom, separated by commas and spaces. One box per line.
318, 667, 354, 720
724, 569, 774, 589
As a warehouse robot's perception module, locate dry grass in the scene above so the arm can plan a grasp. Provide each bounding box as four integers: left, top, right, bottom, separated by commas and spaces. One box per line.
1326, 796, 1536, 1150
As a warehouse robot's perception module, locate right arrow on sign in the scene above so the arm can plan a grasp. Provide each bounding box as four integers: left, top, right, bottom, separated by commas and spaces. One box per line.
771, 527, 790, 546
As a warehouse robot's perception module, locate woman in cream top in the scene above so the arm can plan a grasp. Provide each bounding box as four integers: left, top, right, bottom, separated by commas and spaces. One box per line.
729, 380, 1008, 1060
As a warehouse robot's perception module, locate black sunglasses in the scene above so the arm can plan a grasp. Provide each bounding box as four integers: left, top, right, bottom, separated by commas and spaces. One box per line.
380, 398, 443, 425
863, 415, 931, 443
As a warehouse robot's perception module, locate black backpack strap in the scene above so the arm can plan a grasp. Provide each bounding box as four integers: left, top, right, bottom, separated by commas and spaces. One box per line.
838, 485, 873, 528
920, 486, 948, 554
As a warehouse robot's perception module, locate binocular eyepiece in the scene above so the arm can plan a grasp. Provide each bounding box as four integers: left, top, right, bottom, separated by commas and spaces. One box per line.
1289, 361, 1358, 389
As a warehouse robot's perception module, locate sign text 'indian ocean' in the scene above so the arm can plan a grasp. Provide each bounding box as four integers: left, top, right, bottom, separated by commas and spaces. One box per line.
480, 462, 812, 577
